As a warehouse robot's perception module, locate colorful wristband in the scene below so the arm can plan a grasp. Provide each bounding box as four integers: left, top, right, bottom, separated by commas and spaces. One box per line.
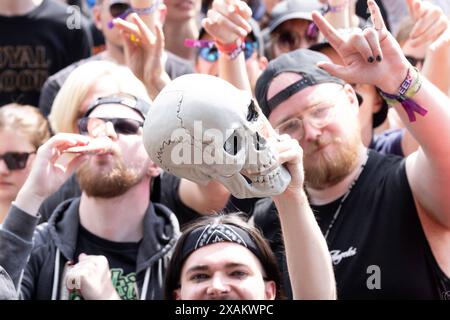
215, 38, 246, 60
377, 67, 427, 122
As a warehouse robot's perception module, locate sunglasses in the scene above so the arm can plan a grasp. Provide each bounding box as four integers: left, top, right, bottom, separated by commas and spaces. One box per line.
197, 41, 259, 62
107, 0, 160, 29
272, 23, 319, 51
0, 151, 35, 171
78, 117, 144, 136
405, 55, 424, 68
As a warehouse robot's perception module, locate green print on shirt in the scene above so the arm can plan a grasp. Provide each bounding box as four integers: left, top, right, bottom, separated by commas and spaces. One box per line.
69, 268, 137, 300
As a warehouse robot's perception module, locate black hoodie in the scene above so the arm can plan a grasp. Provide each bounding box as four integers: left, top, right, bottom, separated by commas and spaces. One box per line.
16, 197, 179, 300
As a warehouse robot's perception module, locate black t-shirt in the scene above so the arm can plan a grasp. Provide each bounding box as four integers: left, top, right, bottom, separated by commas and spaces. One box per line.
253, 150, 450, 299
69, 225, 139, 300
0, 0, 92, 107
158, 172, 203, 227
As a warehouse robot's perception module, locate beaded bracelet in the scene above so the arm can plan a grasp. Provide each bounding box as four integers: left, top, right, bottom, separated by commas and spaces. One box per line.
377, 67, 427, 122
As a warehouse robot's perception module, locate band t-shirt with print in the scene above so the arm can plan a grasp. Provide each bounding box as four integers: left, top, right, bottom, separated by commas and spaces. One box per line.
70, 225, 139, 300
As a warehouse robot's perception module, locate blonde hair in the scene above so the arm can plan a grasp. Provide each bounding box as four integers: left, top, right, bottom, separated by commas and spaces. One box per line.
49, 60, 150, 133
0, 104, 51, 149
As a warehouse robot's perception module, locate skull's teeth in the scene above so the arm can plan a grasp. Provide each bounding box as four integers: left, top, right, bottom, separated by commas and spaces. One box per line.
250, 166, 281, 184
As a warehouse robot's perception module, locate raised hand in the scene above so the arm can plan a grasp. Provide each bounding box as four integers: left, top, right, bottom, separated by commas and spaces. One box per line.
406, 0, 449, 50
202, 0, 252, 45
312, 0, 411, 93
113, 13, 170, 99
272, 135, 305, 198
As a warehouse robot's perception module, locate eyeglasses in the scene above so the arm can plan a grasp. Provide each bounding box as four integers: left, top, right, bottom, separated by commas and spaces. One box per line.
78, 117, 144, 136
197, 41, 258, 62
107, 0, 161, 29
405, 55, 424, 68
275, 89, 344, 140
0, 151, 35, 171
272, 23, 319, 51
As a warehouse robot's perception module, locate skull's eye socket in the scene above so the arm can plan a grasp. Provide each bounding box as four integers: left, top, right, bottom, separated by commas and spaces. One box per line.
247, 100, 259, 122
224, 130, 243, 155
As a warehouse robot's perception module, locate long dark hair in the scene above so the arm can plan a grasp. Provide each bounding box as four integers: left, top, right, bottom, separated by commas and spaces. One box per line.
164, 213, 284, 300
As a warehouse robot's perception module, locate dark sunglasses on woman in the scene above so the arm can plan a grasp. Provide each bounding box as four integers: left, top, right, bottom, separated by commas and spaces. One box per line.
0, 151, 35, 171
405, 55, 425, 68
272, 24, 319, 51
78, 117, 144, 136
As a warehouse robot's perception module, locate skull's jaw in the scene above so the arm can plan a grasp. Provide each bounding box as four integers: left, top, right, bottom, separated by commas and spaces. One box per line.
217, 165, 291, 199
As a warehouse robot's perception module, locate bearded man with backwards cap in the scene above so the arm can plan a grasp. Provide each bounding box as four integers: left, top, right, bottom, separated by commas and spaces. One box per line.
253, 0, 450, 299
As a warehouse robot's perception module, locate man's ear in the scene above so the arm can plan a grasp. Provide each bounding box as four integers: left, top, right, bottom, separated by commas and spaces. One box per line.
147, 162, 162, 177
92, 5, 103, 31
157, 3, 167, 25
344, 83, 359, 114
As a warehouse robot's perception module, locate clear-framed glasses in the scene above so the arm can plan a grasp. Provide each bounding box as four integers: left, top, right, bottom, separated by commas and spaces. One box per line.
275, 88, 345, 140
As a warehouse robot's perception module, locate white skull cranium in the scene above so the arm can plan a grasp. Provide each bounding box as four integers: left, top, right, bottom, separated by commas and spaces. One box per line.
143, 74, 291, 198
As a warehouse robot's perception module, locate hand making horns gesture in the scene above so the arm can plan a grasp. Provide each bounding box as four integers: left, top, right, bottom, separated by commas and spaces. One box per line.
312, 0, 412, 94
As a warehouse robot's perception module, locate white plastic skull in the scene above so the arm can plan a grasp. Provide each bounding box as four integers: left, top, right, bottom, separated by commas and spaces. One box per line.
143, 74, 291, 198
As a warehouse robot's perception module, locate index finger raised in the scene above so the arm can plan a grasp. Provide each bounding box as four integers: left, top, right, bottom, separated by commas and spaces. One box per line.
312, 10, 345, 50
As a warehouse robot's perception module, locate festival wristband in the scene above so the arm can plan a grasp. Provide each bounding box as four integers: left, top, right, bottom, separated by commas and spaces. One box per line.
377, 67, 427, 122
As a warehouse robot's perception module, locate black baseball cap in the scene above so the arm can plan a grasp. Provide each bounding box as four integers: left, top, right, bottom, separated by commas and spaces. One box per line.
83, 93, 151, 120
255, 48, 350, 118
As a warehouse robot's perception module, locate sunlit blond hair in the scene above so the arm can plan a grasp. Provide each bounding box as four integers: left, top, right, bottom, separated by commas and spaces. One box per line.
49, 60, 150, 133
0, 104, 51, 149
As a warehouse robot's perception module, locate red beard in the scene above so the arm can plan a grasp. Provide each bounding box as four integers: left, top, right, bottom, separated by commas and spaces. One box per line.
303, 133, 360, 190
77, 156, 145, 198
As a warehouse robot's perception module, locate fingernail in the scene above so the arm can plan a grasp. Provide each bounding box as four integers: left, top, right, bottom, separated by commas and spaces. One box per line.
376, 55, 382, 62
368, 56, 374, 63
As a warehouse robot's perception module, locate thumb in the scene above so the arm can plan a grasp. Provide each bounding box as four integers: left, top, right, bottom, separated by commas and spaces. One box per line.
316, 61, 349, 81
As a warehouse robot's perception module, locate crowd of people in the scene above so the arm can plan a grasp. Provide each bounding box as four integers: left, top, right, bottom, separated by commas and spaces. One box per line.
0, 0, 449, 300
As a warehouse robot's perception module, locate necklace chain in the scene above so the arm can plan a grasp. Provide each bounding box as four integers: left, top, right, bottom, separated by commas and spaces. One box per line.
323, 152, 369, 240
